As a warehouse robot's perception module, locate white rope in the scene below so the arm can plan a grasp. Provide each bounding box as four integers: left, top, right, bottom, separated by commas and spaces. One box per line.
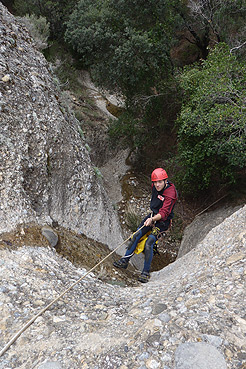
0, 225, 144, 357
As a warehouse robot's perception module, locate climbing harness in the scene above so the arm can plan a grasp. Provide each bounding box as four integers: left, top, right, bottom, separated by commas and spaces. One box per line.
0, 225, 145, 357
134, 231, 152, 254
134, 223, 171, 255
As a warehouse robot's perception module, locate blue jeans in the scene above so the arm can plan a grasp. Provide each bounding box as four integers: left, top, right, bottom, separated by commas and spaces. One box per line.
123, 214, 170, 273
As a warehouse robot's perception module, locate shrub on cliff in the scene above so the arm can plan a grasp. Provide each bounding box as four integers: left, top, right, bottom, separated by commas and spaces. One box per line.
17, 14, 50, 50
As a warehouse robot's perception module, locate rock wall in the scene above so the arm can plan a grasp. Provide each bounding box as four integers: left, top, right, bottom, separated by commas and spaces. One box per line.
177, 204, 242, 258
0, 4, 124, 251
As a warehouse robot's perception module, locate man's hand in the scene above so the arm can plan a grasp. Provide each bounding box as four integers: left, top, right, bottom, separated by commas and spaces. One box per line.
144, 213, 162, 227
144, 218, 153, 227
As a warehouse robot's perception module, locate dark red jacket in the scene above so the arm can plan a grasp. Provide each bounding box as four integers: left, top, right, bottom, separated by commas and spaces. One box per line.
150, 181, 178, 221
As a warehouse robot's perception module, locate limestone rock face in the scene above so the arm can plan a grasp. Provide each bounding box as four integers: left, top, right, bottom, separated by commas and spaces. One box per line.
177, 205, 242, 258
0, 4, 123, 250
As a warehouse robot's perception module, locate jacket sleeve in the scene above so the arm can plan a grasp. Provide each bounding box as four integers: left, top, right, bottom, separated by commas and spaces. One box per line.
158, 186, 177, 221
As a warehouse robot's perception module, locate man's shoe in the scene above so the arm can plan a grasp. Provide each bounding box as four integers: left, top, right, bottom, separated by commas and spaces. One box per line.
113, 258, 128, 269
138, 271, 150, 283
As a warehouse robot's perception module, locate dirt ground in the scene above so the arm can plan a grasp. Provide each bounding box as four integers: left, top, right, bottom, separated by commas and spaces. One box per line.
0, 224, 141, 287
0, 218, 186, 287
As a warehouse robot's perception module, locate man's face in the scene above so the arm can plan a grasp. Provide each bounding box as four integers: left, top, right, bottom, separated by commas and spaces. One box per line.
154, 180, 165, 192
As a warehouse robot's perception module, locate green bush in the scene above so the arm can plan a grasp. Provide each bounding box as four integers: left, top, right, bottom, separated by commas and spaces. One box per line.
18, 14, 50, 50
108, 110, 146, 150
176, 43, 246, 193
14, 0, 78, 39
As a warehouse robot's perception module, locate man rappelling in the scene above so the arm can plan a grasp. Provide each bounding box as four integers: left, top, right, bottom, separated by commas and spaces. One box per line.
113, 168, 178, 283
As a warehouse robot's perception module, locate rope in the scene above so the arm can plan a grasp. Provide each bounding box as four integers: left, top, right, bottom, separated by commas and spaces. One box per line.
195, 194, 228, 218
0, 225, 145, 357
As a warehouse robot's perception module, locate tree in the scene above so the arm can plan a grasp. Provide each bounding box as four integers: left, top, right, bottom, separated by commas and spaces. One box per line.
65, 0, 180, 99
65, 0, 183, 156
176, 43, 246, 193
172, 0, 246, 61
13, 0, 78, 39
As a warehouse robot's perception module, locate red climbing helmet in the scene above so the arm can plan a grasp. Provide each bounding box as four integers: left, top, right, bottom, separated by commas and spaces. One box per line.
151, 168, 168, 182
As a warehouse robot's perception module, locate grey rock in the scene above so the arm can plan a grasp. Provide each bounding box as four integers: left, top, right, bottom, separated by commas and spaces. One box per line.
237, 352, 246, 360
178, 205, 242, 257
146, 332, 161, 346
152, 303, 168, 315
37, 362, 62, 369
174, 342, 227, 369
0, 5, 246, 369
202, 334, 223, 347
41, 226, 58, 247
0, 205, 245, 369
158, 312, 171, 323
138, 352, 149, 361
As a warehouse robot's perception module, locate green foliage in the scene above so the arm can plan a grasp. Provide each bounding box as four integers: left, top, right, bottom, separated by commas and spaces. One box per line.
77, 125, 85, 139
13, 0, 40, 16
176, 43, 246, 193
216, 0, 246, 46
108, 75, 180, 155
93, 166, 103, 179
44, 43, 83, 95
17, 14, 50, 50
65, 0, 179, 98
108, 110, 145, 149
64, 0, 182, 159
13, 0, 78, 39
13, 0, 246, 197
